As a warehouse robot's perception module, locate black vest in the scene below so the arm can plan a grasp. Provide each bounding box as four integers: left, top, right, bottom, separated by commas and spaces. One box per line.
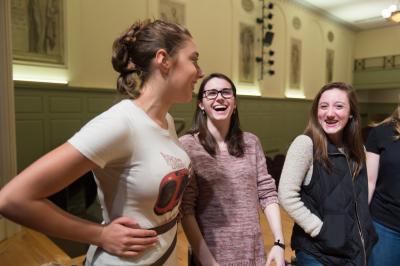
291, 142, 377, 266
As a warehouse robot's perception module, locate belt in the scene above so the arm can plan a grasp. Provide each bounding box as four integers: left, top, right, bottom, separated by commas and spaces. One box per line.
149, 216, 178, 235
150, 216, 178, 266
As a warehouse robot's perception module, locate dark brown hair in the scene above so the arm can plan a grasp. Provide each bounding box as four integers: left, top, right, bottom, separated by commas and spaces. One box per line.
304, 82, 365, 177
111, 20, 192, 98
187, 73, 245, 157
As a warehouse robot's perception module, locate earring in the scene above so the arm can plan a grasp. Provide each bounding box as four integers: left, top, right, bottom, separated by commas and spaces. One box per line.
201, 109, 205, 115
349, 115, 353, 119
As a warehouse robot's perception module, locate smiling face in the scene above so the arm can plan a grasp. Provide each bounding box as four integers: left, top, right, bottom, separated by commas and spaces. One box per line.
317, 88, 351, 145
199, 77, 236, 125
167, 38, 203, 103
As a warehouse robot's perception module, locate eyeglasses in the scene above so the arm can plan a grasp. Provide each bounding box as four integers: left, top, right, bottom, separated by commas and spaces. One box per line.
203, 88, 234, 100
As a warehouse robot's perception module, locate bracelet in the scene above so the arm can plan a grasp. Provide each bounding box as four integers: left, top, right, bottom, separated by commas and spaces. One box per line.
273, 239, 285, 249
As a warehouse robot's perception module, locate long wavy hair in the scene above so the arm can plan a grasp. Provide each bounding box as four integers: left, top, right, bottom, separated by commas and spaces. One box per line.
187, 73, 245, 157
374, 106, 400, 140
304, 82, 365, 177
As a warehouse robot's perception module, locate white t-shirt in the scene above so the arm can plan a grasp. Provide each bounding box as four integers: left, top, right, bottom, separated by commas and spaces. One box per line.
68, 99, 191, 266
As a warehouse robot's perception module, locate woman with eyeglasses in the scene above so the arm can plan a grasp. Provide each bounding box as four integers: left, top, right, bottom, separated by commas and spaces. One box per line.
179, 73, 285, 266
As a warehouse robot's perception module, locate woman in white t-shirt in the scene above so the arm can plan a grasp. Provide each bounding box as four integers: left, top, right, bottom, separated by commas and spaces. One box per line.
0, 19, 203, 265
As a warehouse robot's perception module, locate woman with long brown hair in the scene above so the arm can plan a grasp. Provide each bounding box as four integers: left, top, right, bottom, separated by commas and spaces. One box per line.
180, 73, 285, 266
278, 82, 377, 266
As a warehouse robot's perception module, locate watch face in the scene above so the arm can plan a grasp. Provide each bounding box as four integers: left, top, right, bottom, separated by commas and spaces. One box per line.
242, 0, 254, 12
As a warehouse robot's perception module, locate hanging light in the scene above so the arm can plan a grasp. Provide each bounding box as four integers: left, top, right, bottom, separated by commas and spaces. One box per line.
382, 3, 400, 23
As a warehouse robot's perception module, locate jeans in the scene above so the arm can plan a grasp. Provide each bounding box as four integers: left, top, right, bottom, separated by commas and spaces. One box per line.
368, 220, 400, 266
295, 251, 323, 266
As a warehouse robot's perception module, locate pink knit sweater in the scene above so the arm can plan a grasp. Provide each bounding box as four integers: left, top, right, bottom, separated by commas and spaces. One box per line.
180, 132, 278, 265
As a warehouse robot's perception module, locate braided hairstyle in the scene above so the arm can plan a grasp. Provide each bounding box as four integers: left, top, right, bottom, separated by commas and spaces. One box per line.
111, 20, 192, 98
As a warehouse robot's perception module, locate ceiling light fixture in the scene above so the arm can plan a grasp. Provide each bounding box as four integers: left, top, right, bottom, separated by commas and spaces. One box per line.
382, 3, 400, 23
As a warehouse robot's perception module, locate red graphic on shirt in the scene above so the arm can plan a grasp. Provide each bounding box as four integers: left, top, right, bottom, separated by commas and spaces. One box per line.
154, 168, 190, 215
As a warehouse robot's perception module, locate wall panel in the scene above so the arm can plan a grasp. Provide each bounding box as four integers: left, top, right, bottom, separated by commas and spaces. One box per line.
15, 83, 395, 172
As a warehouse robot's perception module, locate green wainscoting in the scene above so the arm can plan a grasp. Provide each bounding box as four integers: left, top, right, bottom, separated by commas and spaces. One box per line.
360, 102, 398, 124
14, 82, 119, 171
354, 69, 400, 90
14, 82, 396, 172
353, 55, 400, 90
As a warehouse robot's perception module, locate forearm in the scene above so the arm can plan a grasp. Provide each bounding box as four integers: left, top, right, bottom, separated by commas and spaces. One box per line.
278, 181, 322, 237
181, 214, 218, 266
0, 143, 103, 246
278, 135, 322, 237
263, 203, 284, 242
368, 181, 376, 204
1, 197, 103, 246
366, 152, 380, 204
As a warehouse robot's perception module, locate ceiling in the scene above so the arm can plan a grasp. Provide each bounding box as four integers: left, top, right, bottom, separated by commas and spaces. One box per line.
293, 0, 400, 31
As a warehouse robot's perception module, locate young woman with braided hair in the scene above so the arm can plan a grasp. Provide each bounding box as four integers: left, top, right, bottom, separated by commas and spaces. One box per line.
0, 19, 203, 265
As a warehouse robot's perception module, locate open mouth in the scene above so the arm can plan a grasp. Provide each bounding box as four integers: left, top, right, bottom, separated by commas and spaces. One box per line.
325, 120, 338, 127
213, 105, 228, 112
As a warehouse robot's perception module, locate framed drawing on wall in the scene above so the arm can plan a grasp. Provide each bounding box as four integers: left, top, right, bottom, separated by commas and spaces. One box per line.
289, 38, 301, 89
11, 0, 65, 65
239, 23, 255, 83
326, 48, 334, 83
159, 0, 185, 25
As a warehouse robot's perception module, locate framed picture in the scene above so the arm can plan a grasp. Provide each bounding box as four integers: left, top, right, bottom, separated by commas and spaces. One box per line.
11, 0, 65, 65
239, 23, 255, 83
159, 0, 185, 25
289, 38, 302, 89
326, 48, 334, 83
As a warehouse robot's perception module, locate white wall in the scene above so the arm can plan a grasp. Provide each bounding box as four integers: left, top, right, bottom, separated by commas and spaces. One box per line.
354, 25, 400, 58
12, 0, 357, 99
260, 0, 355, 99
68, 0, 150, 89
354, 25, 400, 103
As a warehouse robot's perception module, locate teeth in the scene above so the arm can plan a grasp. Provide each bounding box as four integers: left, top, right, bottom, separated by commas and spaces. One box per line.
326, 121, 337, 124
213, 105, 227, 111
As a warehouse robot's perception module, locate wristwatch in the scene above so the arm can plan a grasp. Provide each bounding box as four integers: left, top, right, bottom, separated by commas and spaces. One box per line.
274, 239, 286, 249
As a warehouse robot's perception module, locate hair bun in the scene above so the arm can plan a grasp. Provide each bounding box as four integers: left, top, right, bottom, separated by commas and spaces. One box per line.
111, 40, 131, 74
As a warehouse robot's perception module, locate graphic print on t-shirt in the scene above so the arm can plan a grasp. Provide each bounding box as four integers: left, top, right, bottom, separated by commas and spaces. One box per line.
154, 153, 191, 215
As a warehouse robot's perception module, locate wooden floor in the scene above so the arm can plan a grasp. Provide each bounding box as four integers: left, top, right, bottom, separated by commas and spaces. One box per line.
0, 209, 294, 266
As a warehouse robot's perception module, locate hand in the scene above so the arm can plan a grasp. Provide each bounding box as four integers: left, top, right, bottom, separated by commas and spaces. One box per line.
99, 216, 158, 257
265, 245, 285, 266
